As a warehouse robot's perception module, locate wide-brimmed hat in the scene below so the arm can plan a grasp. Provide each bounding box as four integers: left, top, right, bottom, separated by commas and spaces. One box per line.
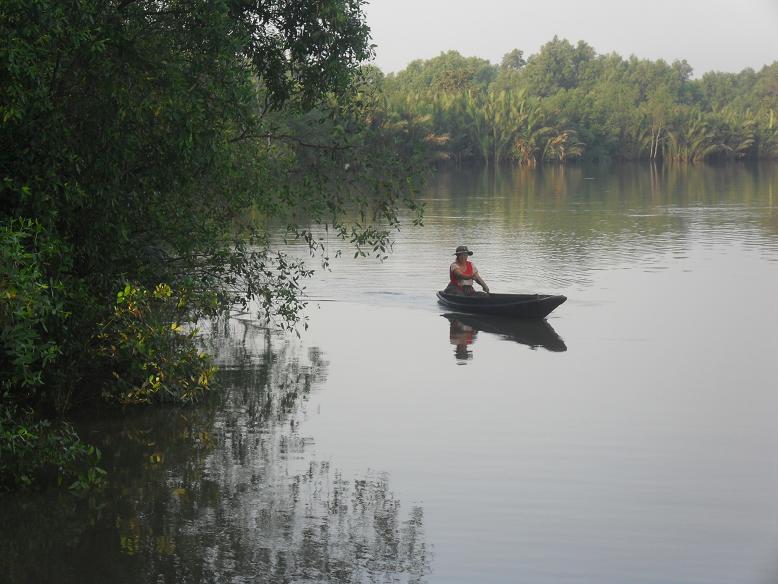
454, 245, 473, 256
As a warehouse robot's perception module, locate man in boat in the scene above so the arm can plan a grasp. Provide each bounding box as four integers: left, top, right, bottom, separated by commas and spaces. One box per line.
445, 245, 490, 296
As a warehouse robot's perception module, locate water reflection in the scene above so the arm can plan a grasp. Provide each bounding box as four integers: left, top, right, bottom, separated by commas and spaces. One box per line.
282, 163, 778, 309
444, 313, 567, 362
447, 316, 477, 362
427, 163, 778, 290
0, 317, 430, 584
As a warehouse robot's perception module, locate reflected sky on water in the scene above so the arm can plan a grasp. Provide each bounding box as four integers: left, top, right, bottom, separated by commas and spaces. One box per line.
0, 319, 429, 584
292, 162, 778, 307
2, 162, 778, 584
281, 162, 778, 583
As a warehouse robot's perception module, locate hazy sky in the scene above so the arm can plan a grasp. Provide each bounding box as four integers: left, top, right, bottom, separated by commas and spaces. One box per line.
364, 0, 778, 76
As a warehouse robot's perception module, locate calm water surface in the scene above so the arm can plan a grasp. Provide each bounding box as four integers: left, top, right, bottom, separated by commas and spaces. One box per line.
3, 163, 778, 583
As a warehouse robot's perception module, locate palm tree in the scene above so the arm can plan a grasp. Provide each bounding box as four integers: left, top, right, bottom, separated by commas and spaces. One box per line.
542, 129, 585, 162
666, 110, 720, 161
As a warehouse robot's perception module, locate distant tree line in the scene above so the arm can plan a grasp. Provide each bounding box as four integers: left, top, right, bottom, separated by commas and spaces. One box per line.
375, 37, 778, 164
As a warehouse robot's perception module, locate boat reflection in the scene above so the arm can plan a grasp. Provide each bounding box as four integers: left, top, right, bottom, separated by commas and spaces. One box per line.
444, 312, 567, 361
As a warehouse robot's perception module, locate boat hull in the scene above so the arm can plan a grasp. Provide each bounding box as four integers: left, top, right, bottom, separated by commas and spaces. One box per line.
436, 291, 567, 319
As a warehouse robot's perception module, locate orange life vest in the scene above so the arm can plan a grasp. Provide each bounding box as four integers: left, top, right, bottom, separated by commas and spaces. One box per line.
450, 260, 474, 288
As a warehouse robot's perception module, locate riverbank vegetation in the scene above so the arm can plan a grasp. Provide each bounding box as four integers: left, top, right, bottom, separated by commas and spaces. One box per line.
0, 0, 425, 489
379, 39, 778, 164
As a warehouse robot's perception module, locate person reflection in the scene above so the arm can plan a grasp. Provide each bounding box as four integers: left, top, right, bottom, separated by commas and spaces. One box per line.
443, 313, 568, 355
449, 318, 477, 362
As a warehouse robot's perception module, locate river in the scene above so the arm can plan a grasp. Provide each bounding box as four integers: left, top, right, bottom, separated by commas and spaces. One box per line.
2, 163, 778, 583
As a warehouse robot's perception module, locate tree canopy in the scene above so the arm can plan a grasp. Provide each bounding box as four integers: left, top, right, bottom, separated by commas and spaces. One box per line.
381, 38, 778, 164
0, 0, 425, 489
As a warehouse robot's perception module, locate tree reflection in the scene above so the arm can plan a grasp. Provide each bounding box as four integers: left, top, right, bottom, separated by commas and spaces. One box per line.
0, 317, 430, 584
431, 162, 778, 247
424, 163, 778, 291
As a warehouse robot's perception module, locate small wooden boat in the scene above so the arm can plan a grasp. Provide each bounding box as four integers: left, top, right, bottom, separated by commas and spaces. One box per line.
436, 291, 567, 318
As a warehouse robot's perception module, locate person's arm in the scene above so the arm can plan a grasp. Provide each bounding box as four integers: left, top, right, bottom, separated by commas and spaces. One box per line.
473, 271, 490, 293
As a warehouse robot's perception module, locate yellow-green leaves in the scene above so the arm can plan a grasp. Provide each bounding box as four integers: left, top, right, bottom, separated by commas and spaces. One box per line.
98, 283, 216, 406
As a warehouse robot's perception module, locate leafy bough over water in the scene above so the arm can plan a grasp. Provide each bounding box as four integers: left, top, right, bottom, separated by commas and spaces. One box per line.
0, 0, 427, 488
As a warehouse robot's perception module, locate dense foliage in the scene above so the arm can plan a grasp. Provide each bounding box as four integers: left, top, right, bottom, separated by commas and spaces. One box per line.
0, 0, 425, 488
381, 38, 778, 163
